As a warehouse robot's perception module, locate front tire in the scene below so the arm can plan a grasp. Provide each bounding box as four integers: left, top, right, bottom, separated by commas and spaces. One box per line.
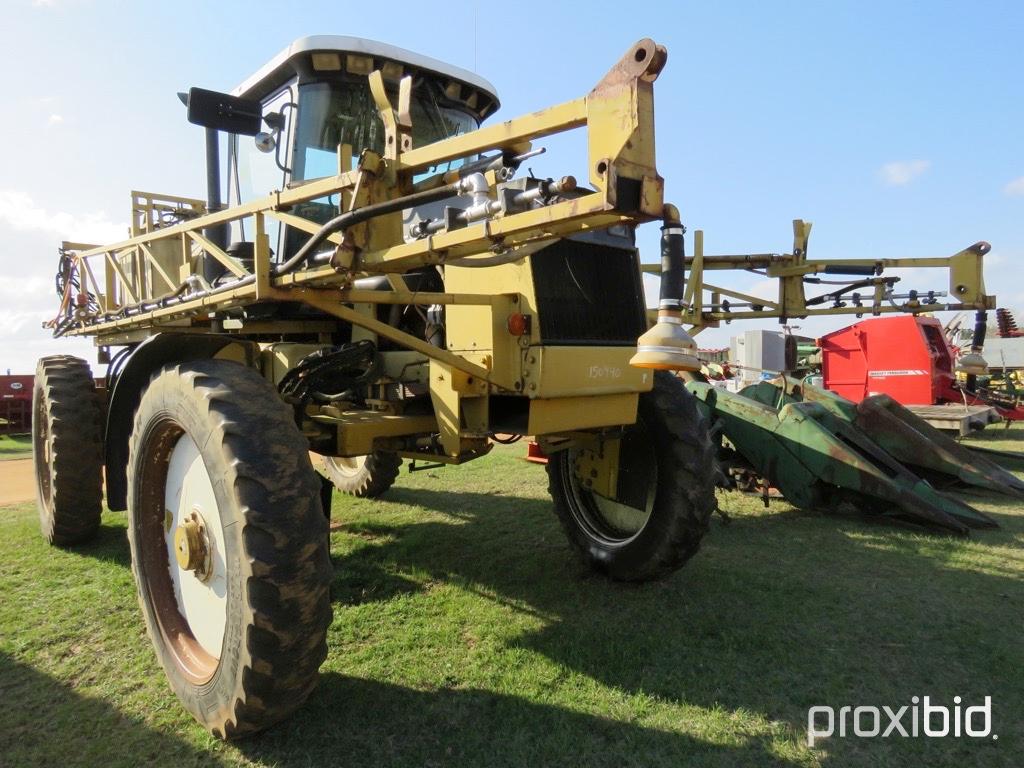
547, 371, 716, 581
32, 355, 104, 545
323, 452, 401, 498
127, 360, 332, 739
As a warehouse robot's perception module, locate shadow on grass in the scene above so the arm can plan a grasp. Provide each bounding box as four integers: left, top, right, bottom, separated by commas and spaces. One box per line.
239, 672, 790, 767
325, 485, 1021, 766
0, 652, 219, 768
71, 522, 133, 567
45, 475, 1020, 765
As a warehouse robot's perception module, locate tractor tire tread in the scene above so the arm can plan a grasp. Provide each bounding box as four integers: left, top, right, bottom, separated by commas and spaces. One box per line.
547, 370, 716, 581
127, 360, 332, 739
324, 452, 402, 498
34, 355, 103, 546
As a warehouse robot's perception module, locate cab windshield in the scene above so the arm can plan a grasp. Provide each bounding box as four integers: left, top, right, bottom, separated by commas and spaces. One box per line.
293, 77, 478, 182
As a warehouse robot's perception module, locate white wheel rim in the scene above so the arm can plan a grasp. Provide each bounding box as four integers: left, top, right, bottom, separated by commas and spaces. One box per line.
563, 420, 658, 547
164, 434, 227, 659
591, 477, 657, 537
330, 455, 367, 476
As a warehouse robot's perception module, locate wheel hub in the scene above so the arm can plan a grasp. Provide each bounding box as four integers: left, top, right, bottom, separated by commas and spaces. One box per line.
573, 441, 621, 499
564, 426, 657, 545
173, 509, 212, 581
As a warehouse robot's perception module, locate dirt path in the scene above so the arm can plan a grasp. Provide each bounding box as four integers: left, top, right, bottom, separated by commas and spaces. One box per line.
0, 459, 35, 505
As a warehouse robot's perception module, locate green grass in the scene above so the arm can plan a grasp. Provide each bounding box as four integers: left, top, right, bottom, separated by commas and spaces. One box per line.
1, 432, 1023, 767
0, 433, 31, 460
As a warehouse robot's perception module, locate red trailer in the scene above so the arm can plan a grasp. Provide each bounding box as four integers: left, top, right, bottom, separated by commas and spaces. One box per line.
0, 375, 33, 434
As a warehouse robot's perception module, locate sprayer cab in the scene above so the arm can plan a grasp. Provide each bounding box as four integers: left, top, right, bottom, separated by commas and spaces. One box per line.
180, 36, 500, 262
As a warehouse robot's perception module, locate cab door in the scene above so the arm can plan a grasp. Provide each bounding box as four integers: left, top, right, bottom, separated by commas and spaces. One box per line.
227, 84, 296, 260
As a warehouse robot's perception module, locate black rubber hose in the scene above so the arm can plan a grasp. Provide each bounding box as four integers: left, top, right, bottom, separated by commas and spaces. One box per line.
658, 207, 686, 309
804, 279, 875, 307
822, 264, 877, 276
272, 182, 463, 276
972, 309, 988, 351
965, 309, 988, 393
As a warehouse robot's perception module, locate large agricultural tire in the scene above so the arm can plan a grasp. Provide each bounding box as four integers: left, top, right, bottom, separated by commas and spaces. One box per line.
126, 359, 332, 739
547, 370, 716, 581
32, 355, 104, 546
323, 452, 401, 498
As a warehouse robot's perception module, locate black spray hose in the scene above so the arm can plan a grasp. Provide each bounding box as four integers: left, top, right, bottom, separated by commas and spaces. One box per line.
629, 202, 700, 372
972, 310, 988, 352
272, 181, 466, 277
658, 203, 686, 310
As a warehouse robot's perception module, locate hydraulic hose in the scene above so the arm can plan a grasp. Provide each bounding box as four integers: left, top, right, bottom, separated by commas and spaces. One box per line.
972, 310, 988, 352
658, 203, 686, 310
272, 181, 468, 276
59, 176, 486, 335
965, 309, 988, 391
629, 202, 700, 371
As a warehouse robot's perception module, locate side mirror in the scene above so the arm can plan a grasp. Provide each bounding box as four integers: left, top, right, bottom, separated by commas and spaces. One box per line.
254, 132, 276, 153
185, 87, 262, 136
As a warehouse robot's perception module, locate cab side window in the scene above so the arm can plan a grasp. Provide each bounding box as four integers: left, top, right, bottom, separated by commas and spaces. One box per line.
228, 85, 296, 258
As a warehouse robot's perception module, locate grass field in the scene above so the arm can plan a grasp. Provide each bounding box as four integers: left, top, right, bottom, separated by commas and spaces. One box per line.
1, 430, 1022, 767
0, 433, 31, 460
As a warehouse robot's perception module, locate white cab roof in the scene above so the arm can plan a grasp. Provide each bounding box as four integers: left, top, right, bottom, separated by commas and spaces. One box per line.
232, 35, 499, 109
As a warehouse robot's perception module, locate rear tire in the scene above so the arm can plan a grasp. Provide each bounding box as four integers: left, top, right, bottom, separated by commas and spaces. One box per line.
127, 359, 332, 739
32, 355, 104, 546
323, 452, 401, 498
547, 371, 716, 581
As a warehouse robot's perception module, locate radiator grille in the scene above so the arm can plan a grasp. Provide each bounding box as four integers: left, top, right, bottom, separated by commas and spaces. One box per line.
529, 240, 647, 345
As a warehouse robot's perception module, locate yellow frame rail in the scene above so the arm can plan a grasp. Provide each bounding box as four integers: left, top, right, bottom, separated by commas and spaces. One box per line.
641, 220, 995, 335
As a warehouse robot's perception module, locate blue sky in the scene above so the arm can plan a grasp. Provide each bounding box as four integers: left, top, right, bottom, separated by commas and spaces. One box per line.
2, 0, 1022, 371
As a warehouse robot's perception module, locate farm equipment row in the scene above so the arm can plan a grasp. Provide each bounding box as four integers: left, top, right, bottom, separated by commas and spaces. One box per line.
688, 375, 1018, 535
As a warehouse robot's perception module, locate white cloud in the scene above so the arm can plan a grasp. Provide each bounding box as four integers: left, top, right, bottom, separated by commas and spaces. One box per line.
47, 113, 63, 126
0, 269, 109, 372
878, 160, 930, 187
0, 280, 96, 375
0, 325, 95, 376
746, 279, 779, 302
0, 277, 52, 303
0, 190, 129, 373
0, 189, 126, 245
1004, 177, 1024, 197
0, 309, 48, 336
32, 0, 57, 6
0, 191, 128, 372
